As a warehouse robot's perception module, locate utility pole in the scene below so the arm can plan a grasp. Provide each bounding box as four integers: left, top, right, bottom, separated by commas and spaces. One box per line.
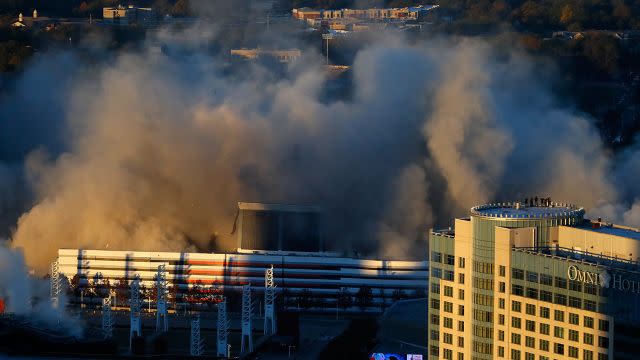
264, 265, 276, 335
240, 284, 253, 353
322, 33, 334, 65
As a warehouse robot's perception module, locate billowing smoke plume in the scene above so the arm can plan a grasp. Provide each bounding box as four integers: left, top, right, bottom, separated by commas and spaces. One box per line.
0, 244, 80, 335
2, 27, 640, 273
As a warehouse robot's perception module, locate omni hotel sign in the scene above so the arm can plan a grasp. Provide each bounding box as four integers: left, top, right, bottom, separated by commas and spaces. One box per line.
567, 265, 640, 293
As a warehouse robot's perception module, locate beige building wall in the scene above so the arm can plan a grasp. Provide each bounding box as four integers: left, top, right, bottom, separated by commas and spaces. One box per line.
557, 226, 640, 262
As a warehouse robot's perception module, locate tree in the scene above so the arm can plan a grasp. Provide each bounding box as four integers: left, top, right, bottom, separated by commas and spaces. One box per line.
337, 288, 352, 311
356, 286, 373, 311
582, 34, 620, 75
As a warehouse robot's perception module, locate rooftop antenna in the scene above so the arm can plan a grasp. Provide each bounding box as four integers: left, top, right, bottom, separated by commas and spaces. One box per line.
240, 284, 253, 353
129, 275, 142, 351
155, 264, 169, 333
102, 297, 114, 338
50, 260, 61, 309
190, 315, 205, 356
217, 299, 230, 357
264, 265, 276, 335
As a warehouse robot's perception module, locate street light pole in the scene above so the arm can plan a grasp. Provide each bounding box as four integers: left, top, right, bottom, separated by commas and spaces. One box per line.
322, 33, 334, 65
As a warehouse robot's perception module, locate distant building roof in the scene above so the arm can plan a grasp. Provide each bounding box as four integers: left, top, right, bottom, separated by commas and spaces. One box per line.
238, 202, 322, 213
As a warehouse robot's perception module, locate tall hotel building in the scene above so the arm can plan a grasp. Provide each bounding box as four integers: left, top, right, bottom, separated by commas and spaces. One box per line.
429, 201, 640, 360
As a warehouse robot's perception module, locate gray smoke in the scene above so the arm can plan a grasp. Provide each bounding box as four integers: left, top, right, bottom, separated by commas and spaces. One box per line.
1, 27, 639, 273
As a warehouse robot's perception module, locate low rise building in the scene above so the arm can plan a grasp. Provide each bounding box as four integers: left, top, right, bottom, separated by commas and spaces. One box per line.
103, 5, 157, 26
230, 48, 302, 63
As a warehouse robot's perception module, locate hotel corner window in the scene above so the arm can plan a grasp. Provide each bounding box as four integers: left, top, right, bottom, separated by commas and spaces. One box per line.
598, 319, 610, 332
499, 265, 505, 276
527, 271, 538, 283
598, 336, 609, 349
525, 303, 535, 315
432, 251, 442, 263
540, 274, 553, 285
554, 277, 567, 289
431, 283, 440, 294
459, 289, 465, 300
459, 273, 465, 284
446, 254, 455, 265
499, 282, 505, 293
444, 270, 455, 281
458, 257, 465, 268
554, 310, 564, 322
512, 300, 521, 312
444, 285, 453, 297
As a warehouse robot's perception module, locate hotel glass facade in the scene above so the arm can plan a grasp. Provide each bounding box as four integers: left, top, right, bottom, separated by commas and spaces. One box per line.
429, 202, 640, 360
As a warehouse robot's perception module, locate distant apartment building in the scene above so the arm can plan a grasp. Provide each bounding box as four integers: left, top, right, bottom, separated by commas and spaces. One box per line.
293, 5, 438, 22
230, 48, 302, 63
429, 200, 640, 360
103, 5, 157, 26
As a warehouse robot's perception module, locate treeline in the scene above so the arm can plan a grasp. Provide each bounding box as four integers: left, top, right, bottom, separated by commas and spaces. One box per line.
0, 0, 190, 18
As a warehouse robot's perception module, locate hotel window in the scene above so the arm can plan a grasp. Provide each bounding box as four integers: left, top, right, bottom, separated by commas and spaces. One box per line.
569, 313, 579, 325
459, 289, 465, 300
430, 314, 439, 325
499, 282, 506, 293
444, 286, 453, 297
431, 283, 440, 294
432, 267, 442, 278
459, 273, 465, 284
525, 353, 534, 360
584, 333, 594, 345
540, 290, 552, 302
458, 336, 464, 347
525, 320, 535, 332
598, 319, 610, 332
526, 288, 538, 299
512, 268, 524, 280
584, 300, 597, 311
568, 329, 579, 342
430, 345, 439, 356
527, 271, 538, 283
539, 339, 549, 351
446, 254, 455, 265
554, 293, 567, 305
555, 277, 567, 289
512, 317, 521, 329
498, 346, 504, 357
525, 336, 535, 348
444, 301, 453, 313
499, 265, 506, 276
540, 324, 550, 335
458, 305, 464, 316
499, 330, 505, 341
458, 321, 464, 331
598, 336, 609, 349
444, 332, 453, 344
499, 298, 505, 309
585, 283, 598, 295
540, 357, 549, 360
554, 343, 565, 355
511, 333, 521, 345
554, 310, 564, 322
444, 270, 455, 281
568, 280, 582, 292
525, 304, 535, 315
511, 349, 521, 360
568, 296, 581, 309
430, 330, 439, 341
554, 326, 564, 339
540, 307, 550, 319
431, 298, 440, 310
499, 314, 505, 325
431, 251, 442, 262
584, 350, 593, 360
584, 316, 594, 328
444, 317, 453, 329
597, 354, 608, 360
443, 348, 453, 360
512, 284, 524, 296
568, 346, 579, 358
459, 257, 465, 268
540, 274, 552, 286
512, 301, 521, 312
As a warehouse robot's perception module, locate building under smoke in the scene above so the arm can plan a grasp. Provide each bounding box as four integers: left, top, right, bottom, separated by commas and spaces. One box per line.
235, 202, 323, 253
